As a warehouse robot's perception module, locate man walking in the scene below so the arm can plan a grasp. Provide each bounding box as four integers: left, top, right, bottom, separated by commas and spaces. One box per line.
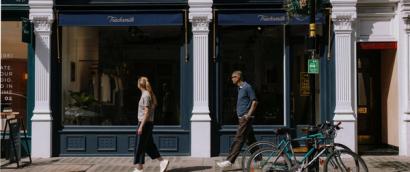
217, 70, 258, 169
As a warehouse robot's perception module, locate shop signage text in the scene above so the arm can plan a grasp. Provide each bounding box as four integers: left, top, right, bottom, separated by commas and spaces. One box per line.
300, 72, 310, 96
107, 16, 135, 23
1, 64, 14, 102
258, 15, 286, 22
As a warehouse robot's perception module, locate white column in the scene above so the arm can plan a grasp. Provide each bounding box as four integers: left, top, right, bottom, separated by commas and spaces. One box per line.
188, 0, 212, 157
29, 0, 54, 158
400, 1, 410, 155
330, 0, 357, 152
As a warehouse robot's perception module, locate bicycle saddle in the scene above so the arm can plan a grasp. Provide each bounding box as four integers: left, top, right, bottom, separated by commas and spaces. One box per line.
274, 127, 294, 135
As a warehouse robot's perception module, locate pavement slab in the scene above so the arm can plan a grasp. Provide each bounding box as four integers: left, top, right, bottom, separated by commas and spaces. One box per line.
1, 155, 409, 172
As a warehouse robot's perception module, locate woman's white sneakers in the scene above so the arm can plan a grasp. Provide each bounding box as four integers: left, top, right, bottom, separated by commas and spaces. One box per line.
160, 159, 169, 172
132, 168, 143, 172
216, 160, 232, 168
132, 159, 169, 172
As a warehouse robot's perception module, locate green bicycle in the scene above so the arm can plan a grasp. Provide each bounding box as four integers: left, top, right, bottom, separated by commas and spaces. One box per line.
245, 122, 368, 172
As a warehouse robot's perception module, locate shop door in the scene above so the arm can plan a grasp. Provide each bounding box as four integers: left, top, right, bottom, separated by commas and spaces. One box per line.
357, 50, 381, 145
287, 33, 319, 154
289, 39, 316, 138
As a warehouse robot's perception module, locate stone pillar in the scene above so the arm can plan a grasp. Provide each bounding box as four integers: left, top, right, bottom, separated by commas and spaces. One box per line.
330, 0, 357, 152
400, 1, 410, 155
188, 0, 212, 157
29, 0, 54, 158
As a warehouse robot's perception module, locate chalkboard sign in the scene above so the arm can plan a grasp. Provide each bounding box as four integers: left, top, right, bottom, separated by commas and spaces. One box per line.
1, 116, 31, 168
9, 118, 21, 163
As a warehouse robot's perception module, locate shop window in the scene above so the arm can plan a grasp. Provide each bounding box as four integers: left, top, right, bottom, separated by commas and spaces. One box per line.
1, 21, 28, 130
218, 26, 284, 125
61, 26, 182, 125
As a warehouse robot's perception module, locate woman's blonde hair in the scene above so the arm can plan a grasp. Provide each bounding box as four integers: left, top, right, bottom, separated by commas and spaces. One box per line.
137, 76, 157, 108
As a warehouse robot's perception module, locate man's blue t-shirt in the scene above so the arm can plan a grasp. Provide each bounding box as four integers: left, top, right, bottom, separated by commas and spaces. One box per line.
236, 82, 257, 117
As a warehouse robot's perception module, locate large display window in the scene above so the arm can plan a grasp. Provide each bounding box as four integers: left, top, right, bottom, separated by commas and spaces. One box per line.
1, 21, 28, 130
61, 26, 182, 125
218, 25, 284, 125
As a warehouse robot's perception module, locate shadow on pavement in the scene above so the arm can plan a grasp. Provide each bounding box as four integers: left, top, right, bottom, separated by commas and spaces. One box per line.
373, 161, 410, 172
167, 166, 213, 172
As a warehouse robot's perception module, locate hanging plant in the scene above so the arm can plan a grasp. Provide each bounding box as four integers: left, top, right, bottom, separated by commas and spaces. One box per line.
284, 0, 329, 17
284, 0, 310, 16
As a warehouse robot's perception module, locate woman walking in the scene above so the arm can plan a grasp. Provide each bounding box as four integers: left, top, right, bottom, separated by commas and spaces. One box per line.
133, 76, 169, 172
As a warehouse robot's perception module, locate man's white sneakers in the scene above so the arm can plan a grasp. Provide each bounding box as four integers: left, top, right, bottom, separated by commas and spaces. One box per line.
160, 159, 169, 172
217, 160, 232, 168
132, 168, 143, 172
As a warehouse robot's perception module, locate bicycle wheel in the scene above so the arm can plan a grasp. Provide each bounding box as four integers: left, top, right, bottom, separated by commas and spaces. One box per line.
324, 149, 368, 172
246, 148, 291, 172
241, 141, 277, 171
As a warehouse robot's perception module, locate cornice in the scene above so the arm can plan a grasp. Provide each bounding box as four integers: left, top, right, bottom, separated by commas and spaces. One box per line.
188, 0, 212, 21
188, 0, 212, 32
29, 0, 54, 22
331, 0, 357, 31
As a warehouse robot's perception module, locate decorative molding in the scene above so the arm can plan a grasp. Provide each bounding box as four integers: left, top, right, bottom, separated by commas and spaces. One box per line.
331, 0, 357, 31
29, 0, 54, 29
333, 14, 356, 31
188, 0, 212, 33
31, 17, 53, 33
402, 0, 410, 15
191, 16, 211, 32
97, 136, 117, 151
158, 136, 179, 152
66, 136, 86, 152
403, 15, 410, 31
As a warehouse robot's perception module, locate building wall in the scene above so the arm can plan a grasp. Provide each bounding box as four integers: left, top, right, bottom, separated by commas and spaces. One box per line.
381, 50, 399, 146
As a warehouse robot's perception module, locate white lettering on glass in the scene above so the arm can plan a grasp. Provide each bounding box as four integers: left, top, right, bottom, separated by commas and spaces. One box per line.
107, 16, 135, 23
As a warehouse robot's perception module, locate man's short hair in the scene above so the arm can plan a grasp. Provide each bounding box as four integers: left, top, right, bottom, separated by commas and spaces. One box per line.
232, 70, 243, 79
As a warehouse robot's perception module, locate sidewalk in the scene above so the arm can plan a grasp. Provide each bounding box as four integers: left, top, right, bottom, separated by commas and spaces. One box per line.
1, 155, 410, 172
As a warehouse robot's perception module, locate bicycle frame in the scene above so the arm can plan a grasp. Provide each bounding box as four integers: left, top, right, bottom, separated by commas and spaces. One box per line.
259, 132, 330, 170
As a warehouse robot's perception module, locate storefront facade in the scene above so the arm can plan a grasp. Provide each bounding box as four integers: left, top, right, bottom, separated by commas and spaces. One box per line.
16, 0, 410, 157
1, 0, 34, 157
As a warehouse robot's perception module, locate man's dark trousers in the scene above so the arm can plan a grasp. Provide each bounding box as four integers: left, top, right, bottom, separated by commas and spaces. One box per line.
227, 117, 258, 163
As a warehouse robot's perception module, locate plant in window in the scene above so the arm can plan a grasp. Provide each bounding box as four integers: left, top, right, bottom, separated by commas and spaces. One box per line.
68, 91, 97, 109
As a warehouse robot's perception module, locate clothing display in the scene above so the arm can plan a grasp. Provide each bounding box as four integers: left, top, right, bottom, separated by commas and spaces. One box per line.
100, 73, 111, 102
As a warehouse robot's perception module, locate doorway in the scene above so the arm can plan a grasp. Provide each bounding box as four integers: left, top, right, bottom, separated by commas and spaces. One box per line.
357, 49, 381, 145
357, 42, 399, 155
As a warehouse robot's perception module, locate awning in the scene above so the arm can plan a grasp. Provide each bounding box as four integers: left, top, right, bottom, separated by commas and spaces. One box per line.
59, 12, 183, 26
217, 11, 324, 26
358, 42, 397, 50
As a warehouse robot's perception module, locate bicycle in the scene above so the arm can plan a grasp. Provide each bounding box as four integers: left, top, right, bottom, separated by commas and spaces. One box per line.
241, 122, 352, 171
245, 122, 368, 172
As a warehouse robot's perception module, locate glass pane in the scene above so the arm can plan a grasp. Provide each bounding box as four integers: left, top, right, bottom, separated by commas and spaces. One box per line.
62, 26, 181, 125
219, 26, 284, 125
1, 21, 28, 131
